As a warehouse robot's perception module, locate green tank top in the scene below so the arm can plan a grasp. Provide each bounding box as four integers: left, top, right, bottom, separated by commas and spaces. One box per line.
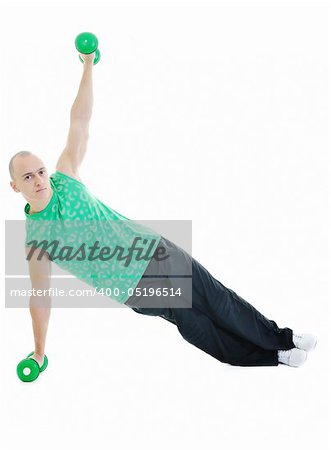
24, 171, 161, 304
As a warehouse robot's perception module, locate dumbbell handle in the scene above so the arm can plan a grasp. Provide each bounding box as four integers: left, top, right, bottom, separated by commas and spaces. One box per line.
78, 48, 101, 65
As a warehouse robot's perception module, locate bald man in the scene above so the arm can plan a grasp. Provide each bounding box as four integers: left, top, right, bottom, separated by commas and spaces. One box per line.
9, 52, 317, 373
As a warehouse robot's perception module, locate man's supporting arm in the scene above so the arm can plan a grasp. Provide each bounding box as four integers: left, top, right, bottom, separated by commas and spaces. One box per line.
30, 297, 51, 362
26, 247, 52, 367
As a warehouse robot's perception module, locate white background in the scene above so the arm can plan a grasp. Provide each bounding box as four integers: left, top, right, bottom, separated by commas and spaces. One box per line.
1, 0, 330, 449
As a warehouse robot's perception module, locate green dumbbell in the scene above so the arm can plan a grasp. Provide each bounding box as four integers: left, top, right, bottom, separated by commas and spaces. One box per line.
16, 352, 48, 382
75, 32, 101, 65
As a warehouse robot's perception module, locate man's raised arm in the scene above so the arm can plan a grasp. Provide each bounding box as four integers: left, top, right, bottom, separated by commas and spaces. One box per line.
56, 53, 94, 177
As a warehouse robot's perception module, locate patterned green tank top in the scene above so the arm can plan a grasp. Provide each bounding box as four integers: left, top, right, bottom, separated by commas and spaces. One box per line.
24, 171, 161, 304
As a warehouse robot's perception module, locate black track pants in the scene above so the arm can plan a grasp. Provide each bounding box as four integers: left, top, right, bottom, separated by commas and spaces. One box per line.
125, 236, 295, 367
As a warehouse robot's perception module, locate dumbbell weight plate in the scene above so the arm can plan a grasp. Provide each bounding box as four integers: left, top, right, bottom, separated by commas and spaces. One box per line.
75, 32, 98, 54
16, 358, 40, 382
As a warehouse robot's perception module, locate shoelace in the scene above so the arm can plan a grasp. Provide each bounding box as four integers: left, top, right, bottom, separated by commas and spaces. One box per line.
278, 350, 289, 362
293, 334, 302, 345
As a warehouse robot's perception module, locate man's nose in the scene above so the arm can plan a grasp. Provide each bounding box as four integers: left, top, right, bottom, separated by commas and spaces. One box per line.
34, 174, 43, 185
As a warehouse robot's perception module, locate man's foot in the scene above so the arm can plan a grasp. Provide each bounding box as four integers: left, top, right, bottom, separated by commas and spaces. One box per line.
278, 348, 307, 367
292, 332, 317, 352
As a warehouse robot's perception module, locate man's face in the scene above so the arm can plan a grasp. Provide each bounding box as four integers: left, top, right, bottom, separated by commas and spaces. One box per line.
10, 154, 52, 204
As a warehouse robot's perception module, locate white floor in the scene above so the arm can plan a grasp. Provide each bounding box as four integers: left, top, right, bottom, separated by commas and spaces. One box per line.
4, 307, 330, 450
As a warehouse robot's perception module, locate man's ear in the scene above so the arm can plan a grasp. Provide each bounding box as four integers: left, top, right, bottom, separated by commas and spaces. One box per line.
10, 181, 20, 193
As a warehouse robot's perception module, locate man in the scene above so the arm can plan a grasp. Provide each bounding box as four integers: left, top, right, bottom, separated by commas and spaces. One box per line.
9, 52, 317, 372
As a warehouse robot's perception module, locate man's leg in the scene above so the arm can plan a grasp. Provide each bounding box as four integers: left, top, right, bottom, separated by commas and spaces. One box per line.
125, 242, 280, 366
168, 301, 280, 366
189, 255, 294, 351
159, 236, 295, 352
125, 235, 296, 365
126, 282, 279, 366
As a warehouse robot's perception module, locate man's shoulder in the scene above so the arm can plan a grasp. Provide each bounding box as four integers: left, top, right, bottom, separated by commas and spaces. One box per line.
52, 170, 85, 185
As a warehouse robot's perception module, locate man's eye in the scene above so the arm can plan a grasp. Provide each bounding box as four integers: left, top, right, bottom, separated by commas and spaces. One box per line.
39, 171, 44, 175
25, 176, 31, 180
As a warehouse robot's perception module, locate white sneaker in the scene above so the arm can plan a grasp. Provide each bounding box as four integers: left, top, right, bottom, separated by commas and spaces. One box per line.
278, 348, 307, 367
292, 332, 317, 352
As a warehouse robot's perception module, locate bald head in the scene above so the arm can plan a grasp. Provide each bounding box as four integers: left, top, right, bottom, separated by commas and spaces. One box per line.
9, 151, 34, 180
